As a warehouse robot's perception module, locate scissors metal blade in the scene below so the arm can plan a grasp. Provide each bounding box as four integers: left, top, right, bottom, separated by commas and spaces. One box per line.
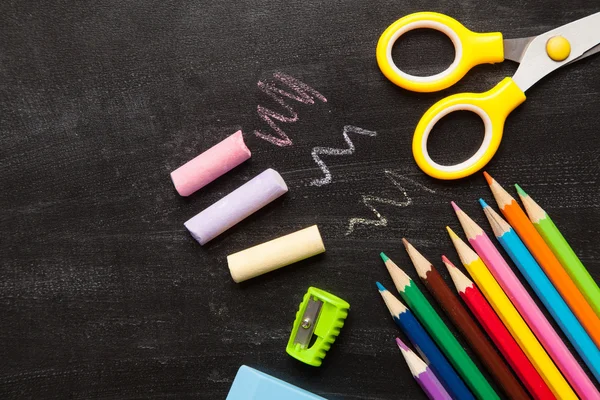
503, 37, 536, 63
504, 37, 600, 64
511, 12, 600, 92
569, 43, 600, 64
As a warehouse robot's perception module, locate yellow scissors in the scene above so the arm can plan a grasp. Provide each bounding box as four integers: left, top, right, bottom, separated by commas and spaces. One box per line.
377, 12, 600, 180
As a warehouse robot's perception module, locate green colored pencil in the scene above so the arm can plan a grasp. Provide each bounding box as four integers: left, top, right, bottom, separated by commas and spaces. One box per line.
516, 185, 600, 317
381, 252, 499, 400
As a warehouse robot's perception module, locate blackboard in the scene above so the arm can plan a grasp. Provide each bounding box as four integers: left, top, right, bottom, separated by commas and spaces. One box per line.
1, 1, 599, 399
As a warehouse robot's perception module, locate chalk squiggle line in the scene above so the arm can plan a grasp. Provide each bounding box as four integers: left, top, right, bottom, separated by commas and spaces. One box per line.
346, 170, 436, 235
254, 72, 327, 147
310, 125, 377, 186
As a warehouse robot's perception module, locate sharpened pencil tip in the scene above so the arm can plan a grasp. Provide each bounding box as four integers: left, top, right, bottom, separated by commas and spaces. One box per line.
483, 171, 493, 185
450, 201, 460, 211
446, 226, 458, 239
376, 281, 386, 292
441, 255, 451, 264
401, 238, 409, 247
479, 198, 489, 208
380, 252, 390, 263
514, 184, 528, 198
395, 337, 409, 350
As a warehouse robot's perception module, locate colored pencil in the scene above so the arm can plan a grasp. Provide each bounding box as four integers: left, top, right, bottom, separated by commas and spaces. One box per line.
484, 172, 600, 348
482, 200, 600, 383
516, 184, 600, 317
447, 227, 577, 400
380, 253, 498, 400
453, 202, 599, 398
377, 282, 474, 400
442, 256, 555, 400
402, 239, 529, 400
395, 337, 452, 400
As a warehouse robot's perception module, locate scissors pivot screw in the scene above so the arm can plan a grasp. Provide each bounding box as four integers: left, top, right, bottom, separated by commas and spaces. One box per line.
546, 36, 571, 61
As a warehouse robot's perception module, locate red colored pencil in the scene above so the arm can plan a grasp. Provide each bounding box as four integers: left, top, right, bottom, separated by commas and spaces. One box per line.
442, 256, 555, 400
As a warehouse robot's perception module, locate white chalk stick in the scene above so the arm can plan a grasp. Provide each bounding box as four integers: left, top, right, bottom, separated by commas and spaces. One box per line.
227, 225, 325, 283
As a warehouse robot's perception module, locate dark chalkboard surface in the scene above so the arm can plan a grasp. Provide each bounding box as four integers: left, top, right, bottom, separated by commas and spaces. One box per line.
1, 1, 599, 399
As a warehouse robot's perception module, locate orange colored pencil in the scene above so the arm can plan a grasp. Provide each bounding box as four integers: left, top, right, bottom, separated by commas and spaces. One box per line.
484, 172, 600, 348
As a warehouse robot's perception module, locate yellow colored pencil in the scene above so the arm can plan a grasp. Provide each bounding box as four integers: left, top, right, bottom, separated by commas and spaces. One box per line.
446, 227, 576, 400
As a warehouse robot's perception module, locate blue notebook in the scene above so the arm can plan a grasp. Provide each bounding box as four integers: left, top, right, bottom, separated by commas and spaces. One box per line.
226, 365, 327, 400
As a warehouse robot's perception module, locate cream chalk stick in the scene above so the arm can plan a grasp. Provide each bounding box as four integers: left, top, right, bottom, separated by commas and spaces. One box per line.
227, 225, 325, 282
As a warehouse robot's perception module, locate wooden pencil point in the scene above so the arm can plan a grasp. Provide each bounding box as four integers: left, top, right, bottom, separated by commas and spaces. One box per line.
483, 171, 493, 185
445, 226, 458, 239
447, 228, 479, 266
514, 184, 528, 198
450, 201, 460, 212
482, 205, 512, 238
452, 202, 484, 240
395, 336, 410, 351
380, 252, 390, 263
396, 336, 453, 400
398, 342, 428, 377
516, 187, 546, 224
442, 256, 473, 294
382, 255, 413, 293
485, 174, 515, 210
378, 285, 407, 316
403, 239, 432, 280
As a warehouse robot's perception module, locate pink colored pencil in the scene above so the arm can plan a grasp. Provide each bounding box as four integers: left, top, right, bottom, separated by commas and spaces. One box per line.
452, 202, 599, 399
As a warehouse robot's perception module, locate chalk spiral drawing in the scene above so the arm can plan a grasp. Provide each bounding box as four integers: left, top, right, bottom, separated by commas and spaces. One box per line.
309, 126, 378, 187
254, 72, 327, 147
346, 170, 436, 235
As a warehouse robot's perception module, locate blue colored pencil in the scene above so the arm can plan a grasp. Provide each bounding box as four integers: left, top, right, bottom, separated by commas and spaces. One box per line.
481, 199, 600, 383
377, 282, 474, 400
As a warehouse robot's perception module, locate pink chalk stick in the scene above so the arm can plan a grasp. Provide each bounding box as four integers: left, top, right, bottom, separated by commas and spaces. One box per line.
170, 130, 251, 196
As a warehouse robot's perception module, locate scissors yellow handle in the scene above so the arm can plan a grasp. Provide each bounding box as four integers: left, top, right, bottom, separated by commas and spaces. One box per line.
412, 77, 525, 180
376, 12, 504, 92
377, 12, 524, 180
378, 11, 600, 179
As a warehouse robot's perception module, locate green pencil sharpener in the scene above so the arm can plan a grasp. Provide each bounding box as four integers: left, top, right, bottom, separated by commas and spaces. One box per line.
286, 287, 350, 367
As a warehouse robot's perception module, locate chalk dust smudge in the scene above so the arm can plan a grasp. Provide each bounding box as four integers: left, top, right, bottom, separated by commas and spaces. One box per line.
310, 125, 377, 187
346, 170, 435, 235
254, 72, 327, 147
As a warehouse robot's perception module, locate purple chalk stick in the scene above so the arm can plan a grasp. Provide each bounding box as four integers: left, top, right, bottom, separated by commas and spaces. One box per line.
184, 168, 288, 245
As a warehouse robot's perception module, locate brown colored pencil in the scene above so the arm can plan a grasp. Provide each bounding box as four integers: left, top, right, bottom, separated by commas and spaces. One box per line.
402, 239, 529, 400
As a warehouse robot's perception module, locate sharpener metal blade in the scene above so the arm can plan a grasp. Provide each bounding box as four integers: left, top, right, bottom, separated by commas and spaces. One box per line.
293, 298, 323, 348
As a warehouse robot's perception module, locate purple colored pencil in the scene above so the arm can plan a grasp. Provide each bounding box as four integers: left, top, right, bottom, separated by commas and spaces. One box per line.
395, 337, 452, 400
